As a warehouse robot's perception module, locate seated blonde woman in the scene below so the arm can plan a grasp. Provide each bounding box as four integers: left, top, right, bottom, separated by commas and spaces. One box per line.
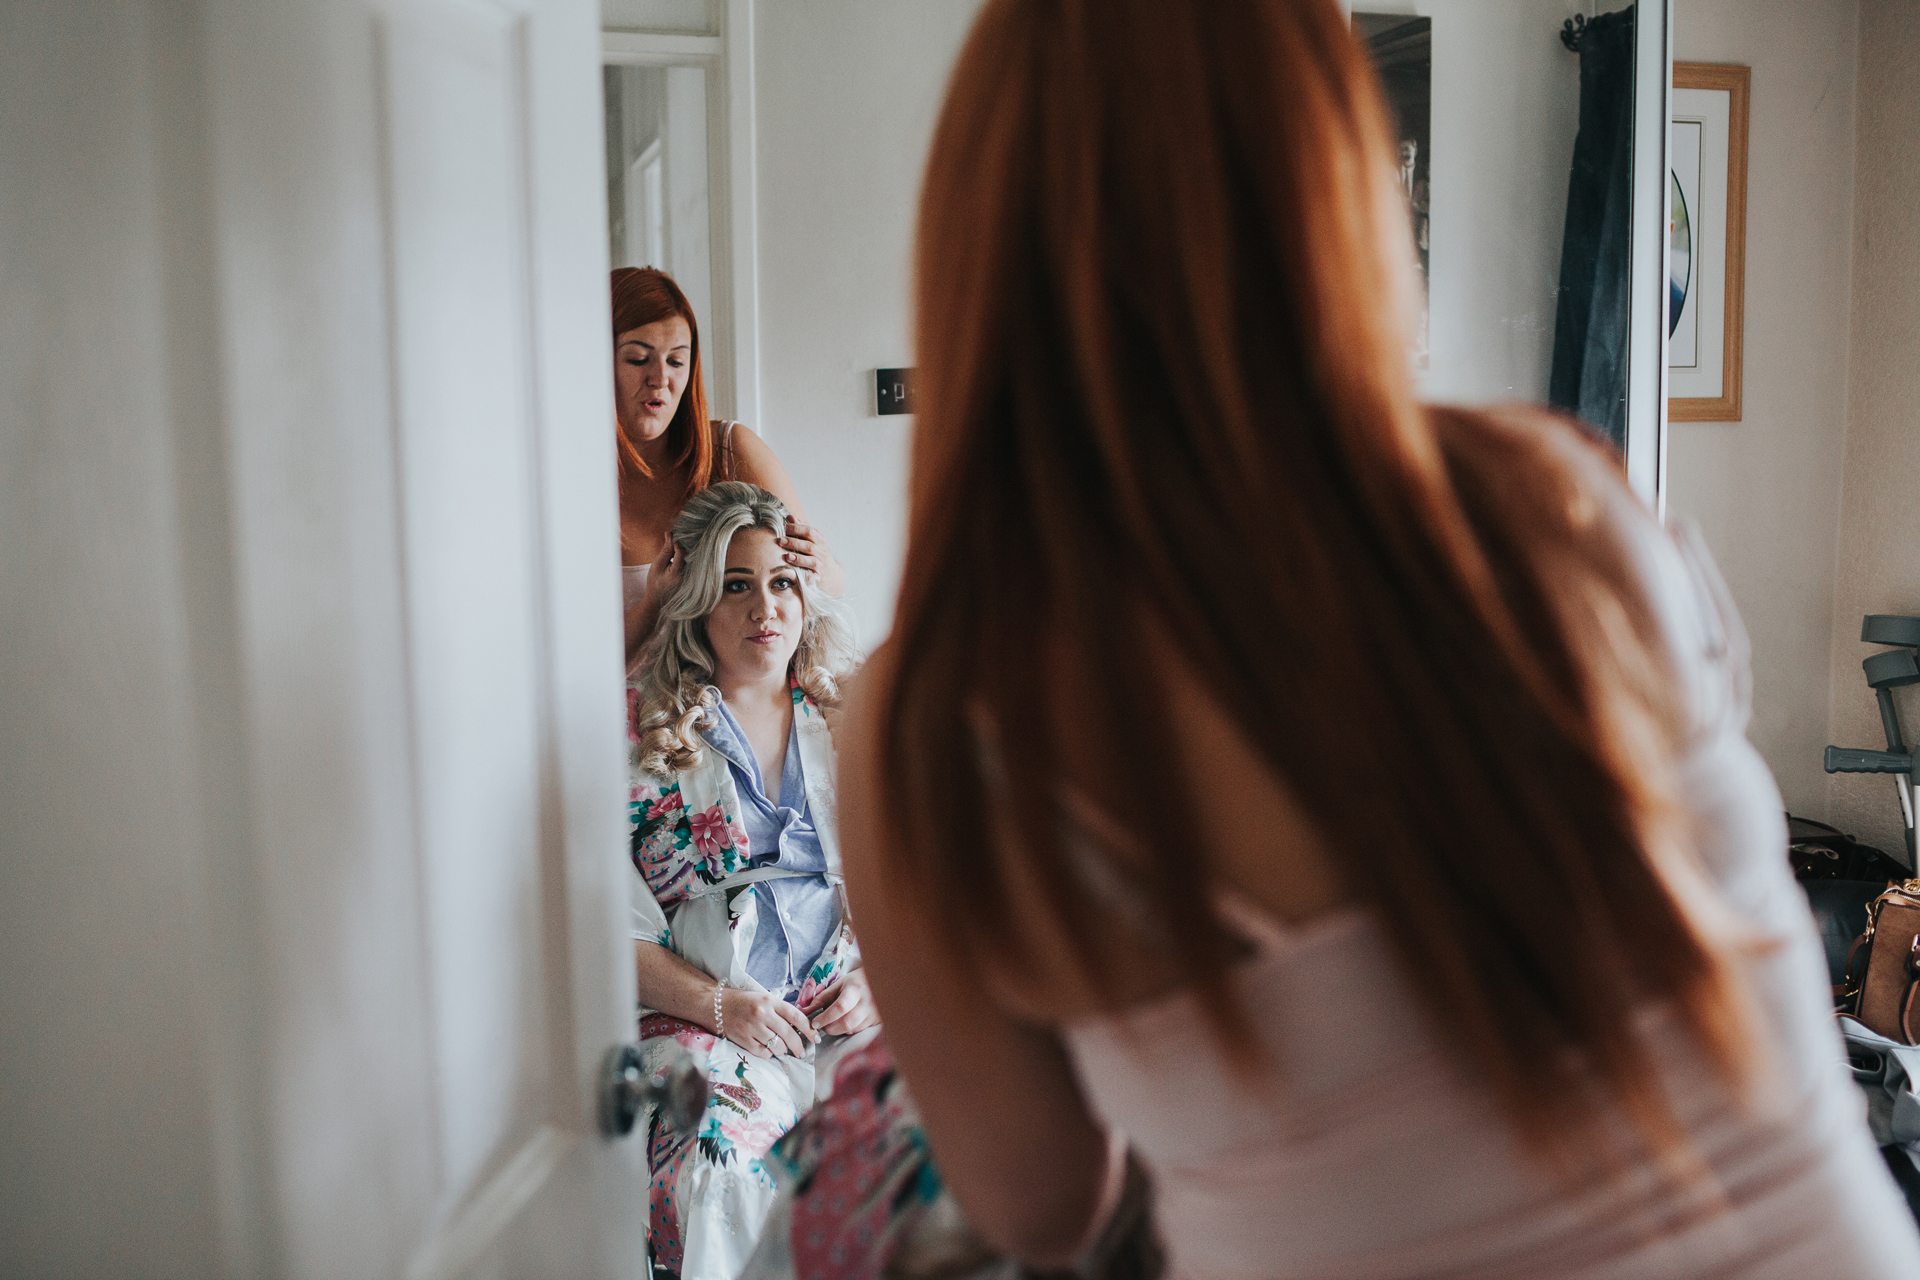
626, 481, 876, 1280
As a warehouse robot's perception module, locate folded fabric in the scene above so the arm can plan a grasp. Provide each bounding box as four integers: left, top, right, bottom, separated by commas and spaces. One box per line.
1840, 1016, 1920, 1226
1841, 1016, 1920, 1148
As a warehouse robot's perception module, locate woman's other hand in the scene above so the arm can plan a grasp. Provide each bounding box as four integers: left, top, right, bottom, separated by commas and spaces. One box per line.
625, 536, 683, 663
643, 535, 682, 613
721, 986, 819, 1059
800, 969, 880, 1037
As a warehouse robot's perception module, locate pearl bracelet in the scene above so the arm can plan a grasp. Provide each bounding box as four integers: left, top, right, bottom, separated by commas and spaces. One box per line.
713, 983, 725, 1038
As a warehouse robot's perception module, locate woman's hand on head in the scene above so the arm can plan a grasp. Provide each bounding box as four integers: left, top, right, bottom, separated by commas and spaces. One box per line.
799, 969, 880, 1037
726, 423, 847, 597
777, 518, 837, 586
720, 987, 819, 1059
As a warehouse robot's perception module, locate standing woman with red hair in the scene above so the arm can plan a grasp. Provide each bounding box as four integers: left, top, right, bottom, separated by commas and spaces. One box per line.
612, 267, 843, 665
836, 1, 1920, 1277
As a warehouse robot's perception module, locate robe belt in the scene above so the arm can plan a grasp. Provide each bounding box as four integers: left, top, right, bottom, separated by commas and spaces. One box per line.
679, 865, 845, 899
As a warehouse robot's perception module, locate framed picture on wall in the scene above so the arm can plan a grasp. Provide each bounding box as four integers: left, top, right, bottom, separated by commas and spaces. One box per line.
1668, 62, 1750, 421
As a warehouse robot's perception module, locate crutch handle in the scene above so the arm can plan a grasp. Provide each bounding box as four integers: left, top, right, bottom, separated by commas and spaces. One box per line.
1825, 746, 1916, 775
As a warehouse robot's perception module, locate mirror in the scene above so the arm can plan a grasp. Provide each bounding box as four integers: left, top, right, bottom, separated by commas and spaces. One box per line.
599, 1, 755, 424
599, 1, 1670, 522
1354, 14, 1433, 372
603, 63, 716, 407
599, 3, 1677, 1274
1351, 1, 1670, 507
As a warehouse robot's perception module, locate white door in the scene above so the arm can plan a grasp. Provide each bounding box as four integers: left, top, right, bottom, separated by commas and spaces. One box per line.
0, 0, 647, 1276
352, 1, 648, 1276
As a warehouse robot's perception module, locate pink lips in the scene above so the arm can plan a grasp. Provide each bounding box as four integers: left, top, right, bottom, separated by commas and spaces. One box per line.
747, 631, 781, 645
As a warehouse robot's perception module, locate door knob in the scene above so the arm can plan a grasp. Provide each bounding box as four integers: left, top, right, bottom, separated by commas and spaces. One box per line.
601, 1043, 707, 1138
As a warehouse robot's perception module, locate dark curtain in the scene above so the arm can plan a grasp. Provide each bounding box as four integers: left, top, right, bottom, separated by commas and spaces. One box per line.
1548, 5, 1636, 451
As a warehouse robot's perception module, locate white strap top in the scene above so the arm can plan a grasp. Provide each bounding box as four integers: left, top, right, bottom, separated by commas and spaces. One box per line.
622, 562, 650, 616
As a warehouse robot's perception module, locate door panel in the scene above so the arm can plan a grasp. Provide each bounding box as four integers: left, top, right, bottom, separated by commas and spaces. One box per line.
378, 0, 557, 1204
370, 0, 644, 1275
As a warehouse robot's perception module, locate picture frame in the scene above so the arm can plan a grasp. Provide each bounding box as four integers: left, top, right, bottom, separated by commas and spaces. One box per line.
1668, 62, 1750, 422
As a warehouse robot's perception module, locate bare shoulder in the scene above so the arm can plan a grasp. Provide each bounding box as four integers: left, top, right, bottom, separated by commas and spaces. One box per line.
722, 419, 764, 459
722, 423, 812, 521
722, 423, 786, 484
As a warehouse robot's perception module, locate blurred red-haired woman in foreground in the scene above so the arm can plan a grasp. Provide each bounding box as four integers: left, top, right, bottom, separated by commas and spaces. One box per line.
612, 267, 843, 665
837, 2, 1920, 1276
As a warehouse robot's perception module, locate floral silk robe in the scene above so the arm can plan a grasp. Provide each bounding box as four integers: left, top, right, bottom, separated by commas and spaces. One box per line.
628, 684, 860, 1280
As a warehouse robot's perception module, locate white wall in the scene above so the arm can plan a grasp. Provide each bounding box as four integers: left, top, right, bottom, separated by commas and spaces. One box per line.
751, 0, 985, 646
1827, 0, 1920, 857
1664, 0, 1861, 818
1, 5, 231, 1272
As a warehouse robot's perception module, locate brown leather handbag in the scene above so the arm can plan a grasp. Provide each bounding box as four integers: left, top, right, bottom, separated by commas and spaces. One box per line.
1845, 880, 1920, 1042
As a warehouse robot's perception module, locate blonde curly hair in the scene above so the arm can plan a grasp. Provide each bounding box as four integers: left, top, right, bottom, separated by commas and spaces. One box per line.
631, 482, 859, 775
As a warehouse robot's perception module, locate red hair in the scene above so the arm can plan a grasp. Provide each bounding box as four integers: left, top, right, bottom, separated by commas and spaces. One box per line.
876, 0, 1752, 1161
611, 266, 713, 502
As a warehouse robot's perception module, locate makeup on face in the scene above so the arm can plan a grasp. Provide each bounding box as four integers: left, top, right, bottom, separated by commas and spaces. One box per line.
708, 528, 805, 685
615, 314, 693, 443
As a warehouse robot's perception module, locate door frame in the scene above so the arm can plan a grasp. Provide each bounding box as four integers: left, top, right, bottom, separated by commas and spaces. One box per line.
1626, 0, 1674, 516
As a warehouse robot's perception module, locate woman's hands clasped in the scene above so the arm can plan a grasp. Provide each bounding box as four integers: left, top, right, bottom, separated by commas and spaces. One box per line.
720, 987, 820, 1060
716, 972, 880, 1058
800, 969, 880, 1037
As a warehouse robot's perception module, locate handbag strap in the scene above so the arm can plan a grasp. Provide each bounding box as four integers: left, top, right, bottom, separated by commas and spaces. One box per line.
1844, 931, 1873, 1012
1904, 937, 1920, 1044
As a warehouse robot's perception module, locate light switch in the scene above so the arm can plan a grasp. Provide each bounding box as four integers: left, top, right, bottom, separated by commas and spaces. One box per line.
875, 368, 915, 416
